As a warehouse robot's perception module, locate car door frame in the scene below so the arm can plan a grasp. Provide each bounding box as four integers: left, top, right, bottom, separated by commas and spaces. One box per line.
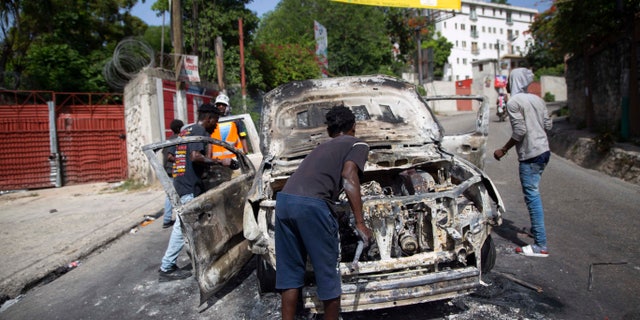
427, 95, 490, 169
142, 135, 256, 305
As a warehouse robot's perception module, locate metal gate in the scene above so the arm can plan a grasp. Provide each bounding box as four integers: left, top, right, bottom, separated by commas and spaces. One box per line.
0, 91, 127, 191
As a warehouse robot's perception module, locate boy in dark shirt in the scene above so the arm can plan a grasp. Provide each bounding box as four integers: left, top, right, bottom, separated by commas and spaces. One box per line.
158, 103, 231, 282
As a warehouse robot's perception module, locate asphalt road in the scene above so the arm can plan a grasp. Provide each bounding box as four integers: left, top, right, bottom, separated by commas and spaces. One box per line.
1, 112, 639, 320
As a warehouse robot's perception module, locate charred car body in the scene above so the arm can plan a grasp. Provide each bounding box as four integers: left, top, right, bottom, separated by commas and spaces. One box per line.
244, 75, 505, 313
144, 75, 505, 313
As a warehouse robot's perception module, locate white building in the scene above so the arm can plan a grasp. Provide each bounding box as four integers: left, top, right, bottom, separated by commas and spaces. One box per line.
433, 0, 538, 81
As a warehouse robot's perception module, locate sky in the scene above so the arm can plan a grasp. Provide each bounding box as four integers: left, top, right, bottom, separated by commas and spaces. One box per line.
132, 0, 552, 26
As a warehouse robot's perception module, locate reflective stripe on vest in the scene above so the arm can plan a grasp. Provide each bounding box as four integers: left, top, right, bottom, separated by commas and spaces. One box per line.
211, 122, 242, 159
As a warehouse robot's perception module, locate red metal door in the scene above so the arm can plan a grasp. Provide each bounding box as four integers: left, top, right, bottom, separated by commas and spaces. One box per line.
55, 93, 127, 185
0, 91, 127, 191
0, 91, 53, 190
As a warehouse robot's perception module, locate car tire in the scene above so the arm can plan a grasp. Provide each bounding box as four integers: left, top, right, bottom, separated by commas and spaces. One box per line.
480, 235, 496, 273
257, 255, 276, 294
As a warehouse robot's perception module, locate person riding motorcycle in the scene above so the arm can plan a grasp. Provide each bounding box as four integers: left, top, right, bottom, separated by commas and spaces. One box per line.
496, 91, 508, 122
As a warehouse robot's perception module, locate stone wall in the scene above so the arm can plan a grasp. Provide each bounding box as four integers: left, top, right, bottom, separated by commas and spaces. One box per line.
566, 39, 630, 132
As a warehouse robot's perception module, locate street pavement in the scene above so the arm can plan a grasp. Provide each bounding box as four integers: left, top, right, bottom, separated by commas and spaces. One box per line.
0, 182, 165, 304
1, 102, 638, 311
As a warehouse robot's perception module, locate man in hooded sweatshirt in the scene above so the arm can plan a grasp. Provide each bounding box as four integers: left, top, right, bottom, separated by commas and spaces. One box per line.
493, 68, 552, 257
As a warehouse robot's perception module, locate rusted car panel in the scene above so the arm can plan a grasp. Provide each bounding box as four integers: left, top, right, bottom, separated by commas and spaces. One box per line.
245, 75, 505, 313
143, 116, 258, 304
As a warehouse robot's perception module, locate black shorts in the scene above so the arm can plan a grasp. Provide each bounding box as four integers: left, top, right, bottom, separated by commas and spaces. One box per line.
274, 192, 341, 300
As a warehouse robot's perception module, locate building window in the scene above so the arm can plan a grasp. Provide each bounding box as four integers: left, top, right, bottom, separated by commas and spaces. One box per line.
482, 26, 486, 32
471, 42, 479, 54
455, 23, 458, 30
500, 28, 503, 34
482, 8, 485, 15
463, 58, 467, 65
461, 24, 466, 30
493, 27, 496, 33
489, 43, 493, 49
506, 11, 513, 24
444, 22, 447, 28
470, 6, 477, 20
462, 41, 467, 48
479, 63, 484, 72
456, 40, 459, 47
457, 58, 460, 64
507, 29, 513, 41
456, 75, 460, 81
516, 30, 519, 37
483, 43, 487, 49
470, 25, 478, 38
493, 9, 496, 16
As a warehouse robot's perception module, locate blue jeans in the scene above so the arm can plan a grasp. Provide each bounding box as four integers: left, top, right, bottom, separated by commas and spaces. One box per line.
160, 193, 194, 271
163, 177, 174, 224
519, 161, 548, 248
163, 196, 173, 224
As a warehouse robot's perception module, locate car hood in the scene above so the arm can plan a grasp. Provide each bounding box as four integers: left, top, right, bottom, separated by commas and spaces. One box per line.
259, 75, 444, 160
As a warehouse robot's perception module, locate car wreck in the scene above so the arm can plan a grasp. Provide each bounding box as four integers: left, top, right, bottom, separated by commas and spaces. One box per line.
243, 75, 505, 313
144, 75, 505, 314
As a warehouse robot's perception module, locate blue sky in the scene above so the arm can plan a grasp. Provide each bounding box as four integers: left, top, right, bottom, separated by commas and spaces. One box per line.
132, 0, 552, 26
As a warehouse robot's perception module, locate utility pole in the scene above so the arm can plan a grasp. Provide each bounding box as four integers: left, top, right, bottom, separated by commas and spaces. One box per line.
172, 0, 183, 81
495, 39, 500, 78
239, 18, 247, 112
171, 0, 186, 121
215, 37, 225, 93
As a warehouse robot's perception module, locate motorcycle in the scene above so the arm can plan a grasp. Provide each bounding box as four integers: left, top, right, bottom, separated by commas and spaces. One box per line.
496, 94, 508, 122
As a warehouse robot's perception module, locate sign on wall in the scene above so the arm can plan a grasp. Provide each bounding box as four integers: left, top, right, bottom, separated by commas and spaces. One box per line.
179, 55, 201, 82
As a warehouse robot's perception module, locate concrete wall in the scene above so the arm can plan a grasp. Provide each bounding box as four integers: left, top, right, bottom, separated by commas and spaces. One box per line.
124, 71, 164, 184
424, 81, 457, 113
541, 76, 567, 102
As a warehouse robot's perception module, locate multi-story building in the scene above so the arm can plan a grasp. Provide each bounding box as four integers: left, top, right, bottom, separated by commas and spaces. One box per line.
432, 0, 538, 81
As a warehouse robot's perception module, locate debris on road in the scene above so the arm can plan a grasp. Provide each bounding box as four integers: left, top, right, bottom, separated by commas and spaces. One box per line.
588, 261, 628, 291
494, 271, 543, 293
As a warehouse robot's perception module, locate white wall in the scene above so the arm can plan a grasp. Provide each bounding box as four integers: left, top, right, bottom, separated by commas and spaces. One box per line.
541, 76, 567, 101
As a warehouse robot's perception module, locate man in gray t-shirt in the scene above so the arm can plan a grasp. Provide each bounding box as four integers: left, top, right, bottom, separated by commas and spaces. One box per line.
275, 106, 373, 320
494, 68, 552, 258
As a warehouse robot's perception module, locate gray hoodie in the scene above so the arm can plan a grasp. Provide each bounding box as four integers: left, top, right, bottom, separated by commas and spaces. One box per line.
507, 68, 552, 161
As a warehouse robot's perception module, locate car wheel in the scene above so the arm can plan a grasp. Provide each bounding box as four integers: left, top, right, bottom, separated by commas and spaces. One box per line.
480, 235, 496, 273
257, 255, 276, 294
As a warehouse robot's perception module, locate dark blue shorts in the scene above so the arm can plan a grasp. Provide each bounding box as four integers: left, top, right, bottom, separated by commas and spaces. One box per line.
274, 192, 341, 300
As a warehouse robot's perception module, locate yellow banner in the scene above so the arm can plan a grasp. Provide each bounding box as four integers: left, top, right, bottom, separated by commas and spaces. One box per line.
331, 0, 461, 10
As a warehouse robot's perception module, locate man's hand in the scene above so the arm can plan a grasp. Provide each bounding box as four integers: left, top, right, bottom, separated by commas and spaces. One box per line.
493, 148, 507, 161
355, 222, 373, 246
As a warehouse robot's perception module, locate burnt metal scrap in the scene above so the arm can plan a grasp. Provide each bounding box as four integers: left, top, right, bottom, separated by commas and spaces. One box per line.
244, 75, 505, 313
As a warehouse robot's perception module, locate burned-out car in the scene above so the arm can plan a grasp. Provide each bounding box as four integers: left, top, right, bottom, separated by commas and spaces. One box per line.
143, 114, 261, 303
243, 75, 505, 313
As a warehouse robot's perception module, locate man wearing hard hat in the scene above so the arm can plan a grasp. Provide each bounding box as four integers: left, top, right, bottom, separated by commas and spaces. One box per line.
209, 93, 248, 159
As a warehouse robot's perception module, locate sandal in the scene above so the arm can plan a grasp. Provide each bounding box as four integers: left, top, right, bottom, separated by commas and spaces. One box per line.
516, 244, 549, 257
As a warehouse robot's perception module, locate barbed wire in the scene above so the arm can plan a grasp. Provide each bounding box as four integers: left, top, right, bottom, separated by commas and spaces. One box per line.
103, 38, 156, 90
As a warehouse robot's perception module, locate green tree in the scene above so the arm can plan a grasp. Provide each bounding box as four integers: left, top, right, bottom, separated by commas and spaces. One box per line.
252, 0, 393, 90
528, 1, 640, 62
252, 43, 320, 91
179, 0, 260, 90
423, 30, 453, 79
1, 0, 148, 91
